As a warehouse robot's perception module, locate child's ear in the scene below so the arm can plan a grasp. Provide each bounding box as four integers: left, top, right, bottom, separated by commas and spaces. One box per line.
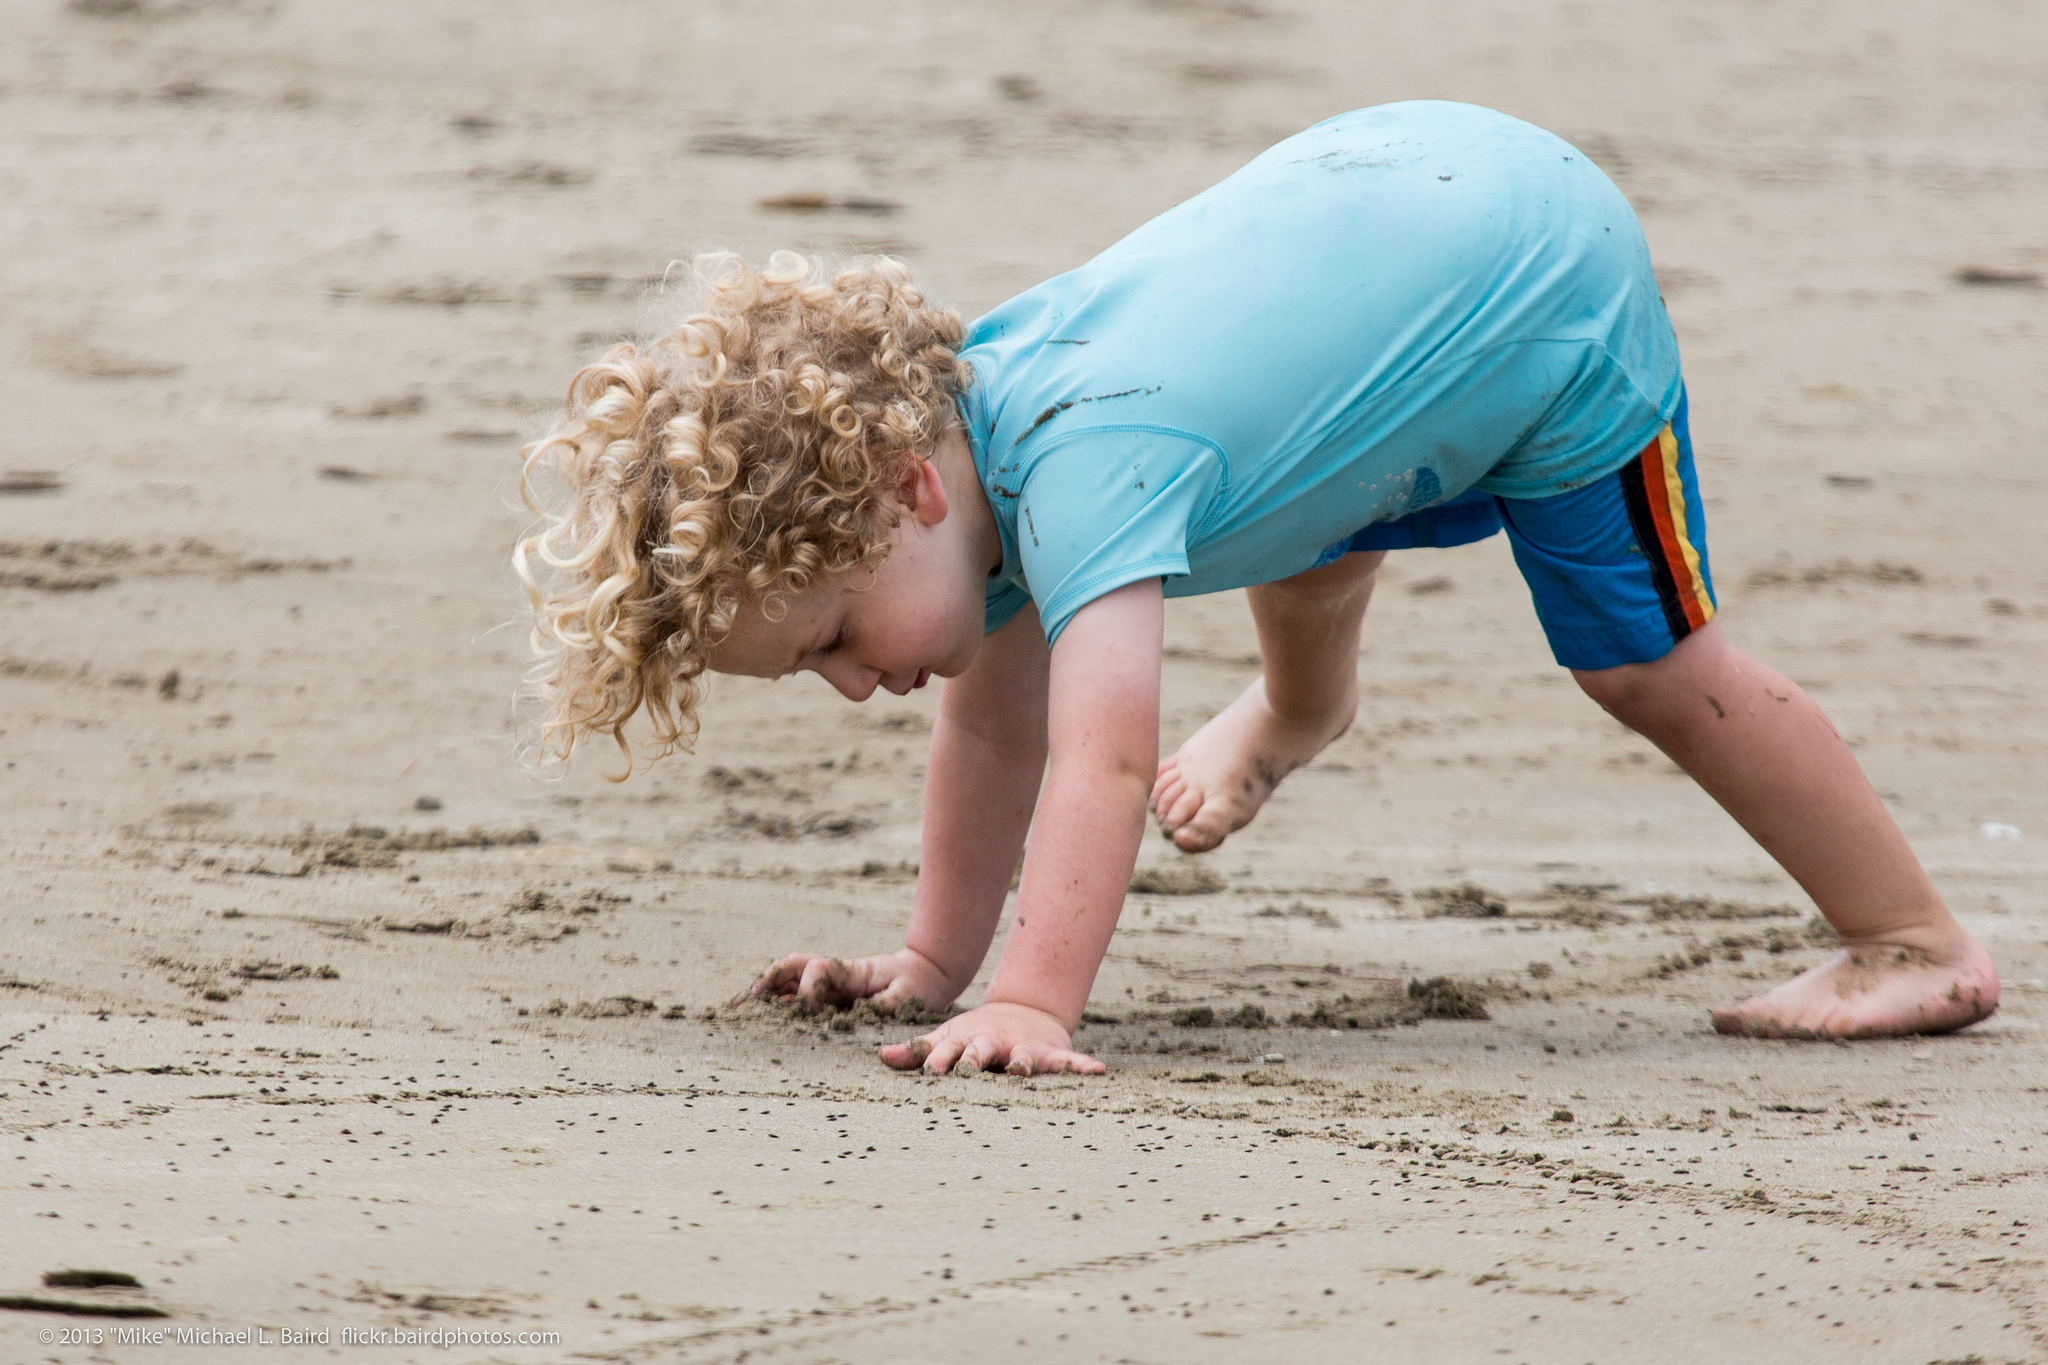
898, 455, 950, 526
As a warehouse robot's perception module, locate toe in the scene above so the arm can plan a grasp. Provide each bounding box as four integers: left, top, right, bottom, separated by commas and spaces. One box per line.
1710, 1005, 1765, 1037
1153, 775, 1190, 824
1149, 769, 1177, 814
1163, 786, 1208, 833
1151, 757, 1190, 808
1710, 999, 1786, 1038
1178, 798, 1238, 851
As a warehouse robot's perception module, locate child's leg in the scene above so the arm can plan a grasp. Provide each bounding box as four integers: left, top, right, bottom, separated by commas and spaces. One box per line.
1500, 398, 1996, 1039
1150, 549, 1385, 852
1575, 621, 1997, 1037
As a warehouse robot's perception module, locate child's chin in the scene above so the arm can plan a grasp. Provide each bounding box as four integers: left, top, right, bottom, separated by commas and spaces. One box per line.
932, 646, 979, 681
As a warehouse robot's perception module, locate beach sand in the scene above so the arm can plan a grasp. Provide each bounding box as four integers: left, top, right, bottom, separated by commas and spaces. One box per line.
2, 1, 2045, 1359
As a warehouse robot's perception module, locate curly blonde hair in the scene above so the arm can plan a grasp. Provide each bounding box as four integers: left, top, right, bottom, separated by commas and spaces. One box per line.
514, 251, 971, 775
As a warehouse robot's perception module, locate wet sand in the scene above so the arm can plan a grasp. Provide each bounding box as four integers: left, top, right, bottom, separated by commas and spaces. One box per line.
3, 0, 2046, 1360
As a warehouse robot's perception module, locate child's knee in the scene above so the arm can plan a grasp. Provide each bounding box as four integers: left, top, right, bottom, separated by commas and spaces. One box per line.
1570, 622, 1730, 721
1571, 660, 1650, 717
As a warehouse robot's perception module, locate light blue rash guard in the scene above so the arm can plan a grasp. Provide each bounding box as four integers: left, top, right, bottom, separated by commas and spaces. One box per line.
954, 100, 1683, 643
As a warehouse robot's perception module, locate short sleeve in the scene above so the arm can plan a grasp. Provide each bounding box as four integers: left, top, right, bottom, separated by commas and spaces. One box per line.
1012, 428, 1225, 643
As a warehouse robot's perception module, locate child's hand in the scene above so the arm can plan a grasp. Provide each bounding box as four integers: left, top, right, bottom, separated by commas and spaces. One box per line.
745, 947, 957, 1015
878, 1002, 1106, 1077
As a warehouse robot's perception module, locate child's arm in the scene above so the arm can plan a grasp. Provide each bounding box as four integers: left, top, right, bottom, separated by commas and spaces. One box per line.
748, 602, 1053, 1011
881, 578, 1164, 1076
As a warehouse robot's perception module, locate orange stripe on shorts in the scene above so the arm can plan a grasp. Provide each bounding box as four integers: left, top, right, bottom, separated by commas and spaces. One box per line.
1639, 426, 1714, 632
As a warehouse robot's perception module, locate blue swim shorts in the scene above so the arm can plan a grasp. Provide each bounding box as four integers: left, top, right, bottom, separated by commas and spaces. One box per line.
1338, 485, 1505, 552
1332, 390, 1717, 671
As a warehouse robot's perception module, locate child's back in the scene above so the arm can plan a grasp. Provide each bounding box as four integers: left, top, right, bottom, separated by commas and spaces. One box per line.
963, 101, 1680, 641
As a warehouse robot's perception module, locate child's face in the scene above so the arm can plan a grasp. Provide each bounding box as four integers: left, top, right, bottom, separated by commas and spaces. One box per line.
706, 457, 989, 702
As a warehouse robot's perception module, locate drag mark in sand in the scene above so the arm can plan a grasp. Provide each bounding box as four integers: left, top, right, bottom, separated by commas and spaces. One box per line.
587, 1222, 1311, 1363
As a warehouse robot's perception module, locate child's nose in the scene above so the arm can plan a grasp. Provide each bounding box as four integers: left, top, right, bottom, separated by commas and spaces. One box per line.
820, 658, 881, 702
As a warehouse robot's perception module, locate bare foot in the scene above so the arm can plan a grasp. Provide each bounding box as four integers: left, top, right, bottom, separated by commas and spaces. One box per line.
1710, 932, 1999, 1039
1149, 675, 1357, 852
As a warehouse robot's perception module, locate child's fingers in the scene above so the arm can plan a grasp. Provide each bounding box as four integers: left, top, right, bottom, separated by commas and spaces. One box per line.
921, 1035, 969, 1076
877, 1034, 933, 1071
1004, 1046, 1038, 1077
957, 1034, 1005, 1075
743, 953, 815, 1001
796, 956, 850, 1006
872, 981, 918, 1014
1042, 1048, 1107, 1076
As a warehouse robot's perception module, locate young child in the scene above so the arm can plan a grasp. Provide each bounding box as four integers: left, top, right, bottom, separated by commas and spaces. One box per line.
516, 101, 1997, 1076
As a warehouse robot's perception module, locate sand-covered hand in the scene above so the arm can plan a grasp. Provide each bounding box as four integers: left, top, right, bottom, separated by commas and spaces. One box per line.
745, 947, 958, 1014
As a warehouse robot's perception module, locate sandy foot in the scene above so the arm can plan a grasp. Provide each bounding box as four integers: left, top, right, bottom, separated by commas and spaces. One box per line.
1149, 675, 1357, 853
1710, 934, 2000, 1038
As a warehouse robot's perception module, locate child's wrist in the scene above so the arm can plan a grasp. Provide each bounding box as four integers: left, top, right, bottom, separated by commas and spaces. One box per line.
979, 989, 1077, 1035
893, 945, 971, 1007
